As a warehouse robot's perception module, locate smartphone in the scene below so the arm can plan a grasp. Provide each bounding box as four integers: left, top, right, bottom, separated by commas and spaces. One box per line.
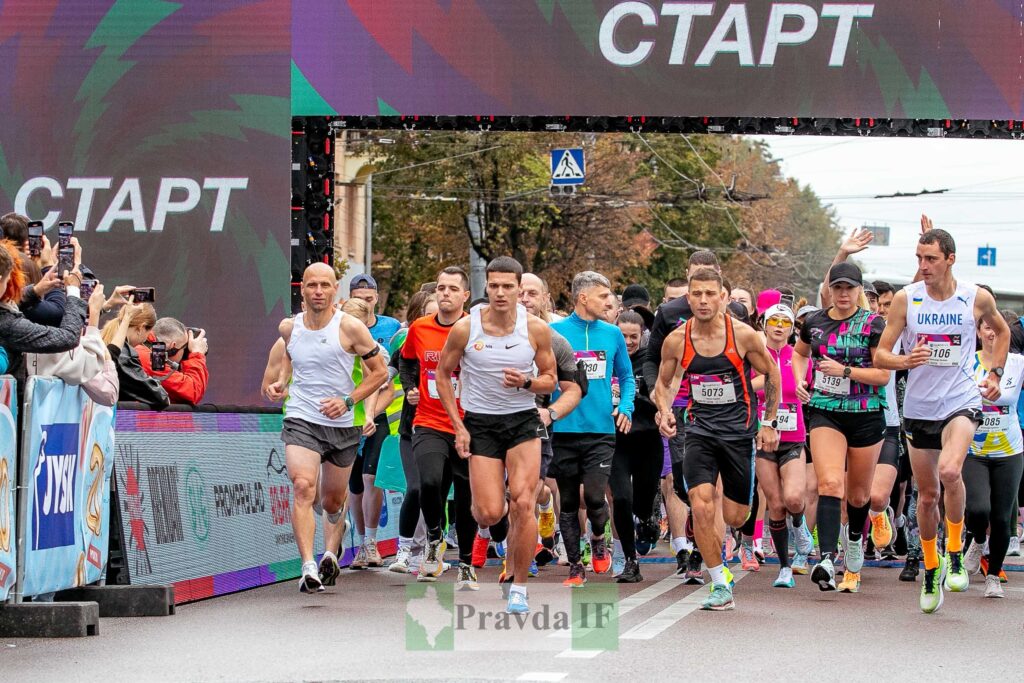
80, 277, 96, 301
131, 287, 156, 303
57, 245, 74, 278
151, 341, 167, 372
27, 221, 43, 257
58, 221, 74, 248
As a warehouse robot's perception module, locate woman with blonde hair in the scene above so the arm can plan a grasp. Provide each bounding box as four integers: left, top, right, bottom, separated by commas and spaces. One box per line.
101, 299, 168, 409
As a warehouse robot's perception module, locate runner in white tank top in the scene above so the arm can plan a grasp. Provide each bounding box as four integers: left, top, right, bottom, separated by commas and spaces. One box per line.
875, 225, 1009, 615
266, 263, 389, 595
900, 280, 981, 420
286, 310, 358, 427
459, 303, 537, 414
434, 257, 558, 615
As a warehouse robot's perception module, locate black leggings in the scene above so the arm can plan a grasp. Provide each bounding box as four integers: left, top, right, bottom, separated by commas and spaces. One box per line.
963, 453, 1024, 576
398, 436, 420, 539
413, 429, 475, 565
610, 429, 664, 559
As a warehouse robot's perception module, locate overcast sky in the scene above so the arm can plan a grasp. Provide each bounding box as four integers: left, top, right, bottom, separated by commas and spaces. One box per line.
754, 136, 1024, 294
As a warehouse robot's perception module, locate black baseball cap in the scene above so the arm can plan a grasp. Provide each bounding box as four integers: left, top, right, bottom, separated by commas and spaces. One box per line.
828, 262, 863, 288
864, 281, 878, 297
349, 274, 378, 291
621, 284, 651, 309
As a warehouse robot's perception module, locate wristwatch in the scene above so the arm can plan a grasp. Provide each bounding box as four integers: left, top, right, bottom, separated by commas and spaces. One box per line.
842, 366, 852, 379
993, 367, 1005, 378
342, 395, 355, 410
523, 378, 533, 390
766, 418, 779, 430
547, 408, 559, 423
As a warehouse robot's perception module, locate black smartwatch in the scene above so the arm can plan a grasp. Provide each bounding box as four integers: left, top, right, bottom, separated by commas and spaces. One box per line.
993, 366, 1005, 378
522, 378, 533, 390
842, 366, 852, 379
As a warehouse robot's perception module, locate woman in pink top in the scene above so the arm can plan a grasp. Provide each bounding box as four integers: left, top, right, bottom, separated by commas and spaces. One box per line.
751, 304, 816, 588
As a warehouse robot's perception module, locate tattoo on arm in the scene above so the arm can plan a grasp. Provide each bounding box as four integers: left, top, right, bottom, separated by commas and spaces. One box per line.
763, 373, 779, 416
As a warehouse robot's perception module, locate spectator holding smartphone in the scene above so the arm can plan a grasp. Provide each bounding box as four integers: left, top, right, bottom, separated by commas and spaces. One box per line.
26, 281, 119, 406
136, 318, 209, 405
0, 241, 87, 383
101, 297, 168, 409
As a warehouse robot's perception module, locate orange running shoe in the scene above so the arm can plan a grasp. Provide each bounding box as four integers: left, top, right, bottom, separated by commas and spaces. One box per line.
591, 537, 611, 574
870, 511, 893, 548
563, 562, 587, 587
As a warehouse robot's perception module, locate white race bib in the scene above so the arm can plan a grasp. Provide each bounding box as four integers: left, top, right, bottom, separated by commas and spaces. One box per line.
978, 405, 1009, 434
815, 372, 851, 396
427, 370, 460, 400
918, 334, 962, 367
775, 406, 798, 432
575, 351, 607, 380
690, 374, 737, 405
611, 377, 620, 406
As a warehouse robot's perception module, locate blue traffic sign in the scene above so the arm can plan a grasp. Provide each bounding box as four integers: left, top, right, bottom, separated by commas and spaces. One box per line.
978, 246, 997, 267
551, 148, 585, 186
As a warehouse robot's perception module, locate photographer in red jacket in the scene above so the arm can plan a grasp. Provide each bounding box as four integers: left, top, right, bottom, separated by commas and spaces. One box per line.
136, 317, 209, 405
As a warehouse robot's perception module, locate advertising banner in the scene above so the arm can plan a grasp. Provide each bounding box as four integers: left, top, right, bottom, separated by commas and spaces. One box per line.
114, 410, 402, 604
0, 378, 17, 601
294, 1, 1024, 120
19, 377, 114, 598
0, 1, 291, 406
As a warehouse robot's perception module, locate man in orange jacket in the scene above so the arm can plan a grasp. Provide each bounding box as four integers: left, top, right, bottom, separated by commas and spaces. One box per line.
136, 317, 209, 405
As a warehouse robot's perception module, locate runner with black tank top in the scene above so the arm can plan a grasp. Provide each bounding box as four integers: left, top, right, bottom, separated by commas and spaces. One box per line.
644, 250, 722, 582
751, 302, 815, 588
265, 263, 389, 595
655, 268, 781, 612
436, 257, 558, 615
793, 262, 889, 595
875, 226, 1009, 614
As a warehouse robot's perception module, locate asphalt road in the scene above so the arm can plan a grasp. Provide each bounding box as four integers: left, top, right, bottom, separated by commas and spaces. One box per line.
5, 552, 1023, 682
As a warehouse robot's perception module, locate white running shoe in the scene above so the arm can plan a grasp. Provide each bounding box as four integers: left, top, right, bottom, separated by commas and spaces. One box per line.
420, 539, 447, 578
389, 547, 412, 573
299, 561, 324, 594
1008, 536, 1021, 557
964, 539, 985, 575
985, 575, 1005, 598
844, 528, 864, 574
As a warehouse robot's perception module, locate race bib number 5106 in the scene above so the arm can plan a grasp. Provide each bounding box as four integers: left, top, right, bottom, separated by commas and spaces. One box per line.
918, 334, 961, 367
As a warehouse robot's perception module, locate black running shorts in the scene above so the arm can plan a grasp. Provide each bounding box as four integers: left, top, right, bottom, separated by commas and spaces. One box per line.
682, 432, 756, 506
464, 409, 543, 460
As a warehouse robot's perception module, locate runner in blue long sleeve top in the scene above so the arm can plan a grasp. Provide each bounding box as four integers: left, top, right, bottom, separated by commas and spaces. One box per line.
548, 271, 635, 587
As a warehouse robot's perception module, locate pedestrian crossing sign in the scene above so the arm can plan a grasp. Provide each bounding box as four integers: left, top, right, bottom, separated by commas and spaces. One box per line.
551, 148, 585, 185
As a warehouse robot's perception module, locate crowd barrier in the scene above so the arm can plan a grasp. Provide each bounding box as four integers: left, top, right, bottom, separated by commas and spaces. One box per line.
111, 405, 402, 604
0, 376, 116, 604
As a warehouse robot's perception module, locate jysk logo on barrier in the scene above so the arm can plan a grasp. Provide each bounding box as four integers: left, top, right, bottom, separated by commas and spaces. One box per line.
32, 423, 80, 550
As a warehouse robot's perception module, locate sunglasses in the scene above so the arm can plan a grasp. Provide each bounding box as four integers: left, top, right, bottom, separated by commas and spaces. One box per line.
765, 317, 794, 328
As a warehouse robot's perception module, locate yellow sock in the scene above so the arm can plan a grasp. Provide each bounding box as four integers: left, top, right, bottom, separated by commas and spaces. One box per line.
922, 537, 939, 570
946, 518, 964, 553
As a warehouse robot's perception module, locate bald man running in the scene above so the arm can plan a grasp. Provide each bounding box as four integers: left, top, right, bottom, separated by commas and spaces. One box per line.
267, 263, 389, 594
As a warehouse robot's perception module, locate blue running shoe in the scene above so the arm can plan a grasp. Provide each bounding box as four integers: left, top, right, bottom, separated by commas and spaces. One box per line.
495, 541, 506, 558
701, 583, 734, 611
529, 560, 539, 578
507, 590, 529, 614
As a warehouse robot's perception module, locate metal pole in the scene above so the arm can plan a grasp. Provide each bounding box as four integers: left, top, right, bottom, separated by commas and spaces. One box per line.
467, 200, 486, 300
364, 175, 373, 276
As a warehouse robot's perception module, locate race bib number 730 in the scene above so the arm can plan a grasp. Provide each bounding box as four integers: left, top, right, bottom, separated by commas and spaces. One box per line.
574, 351, 607, 380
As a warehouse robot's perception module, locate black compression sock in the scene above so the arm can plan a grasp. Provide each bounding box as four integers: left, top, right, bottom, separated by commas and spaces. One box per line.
489, 515, 509, 545
817, 496, 842, 555
847, 502, 870, 542
790, 512, 804, 529
769, 518, 789, 568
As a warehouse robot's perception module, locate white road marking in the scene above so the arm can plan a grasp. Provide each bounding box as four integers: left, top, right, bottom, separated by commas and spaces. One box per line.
621, 571, 749, 640
555, 649, 603, 659
518, 672, 568, 681
549, 572, 685, 640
